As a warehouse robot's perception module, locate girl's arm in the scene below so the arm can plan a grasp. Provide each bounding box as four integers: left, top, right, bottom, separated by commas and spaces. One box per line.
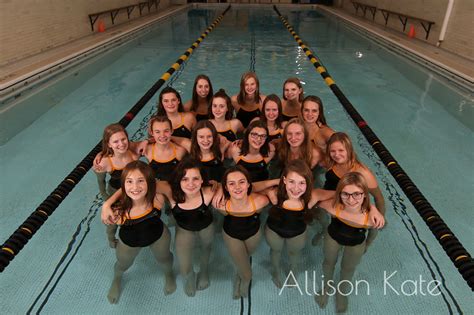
317, 199, 336, 216
95, 172, 109, 200
226, 141, 241, 160
101, 189, 122, 224
129, 140, 148, 156
360, 165, 386, 216
368, 205, 385, 229
252, 178, 279, 192
308, 188, 335, 208
232, 119, 245, 133
252, 192, 270, 213
156, 180, 174, 204
171, 137, 191, 152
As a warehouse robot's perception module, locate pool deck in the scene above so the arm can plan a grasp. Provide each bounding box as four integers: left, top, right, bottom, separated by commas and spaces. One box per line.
1, 4, 473, 93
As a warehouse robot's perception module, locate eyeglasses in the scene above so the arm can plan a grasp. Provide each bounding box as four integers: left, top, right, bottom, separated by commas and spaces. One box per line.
250, 132, 267, 140
340, 191, 364, 200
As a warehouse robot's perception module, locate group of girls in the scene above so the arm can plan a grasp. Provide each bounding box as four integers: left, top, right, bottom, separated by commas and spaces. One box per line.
96, 72, 386, 313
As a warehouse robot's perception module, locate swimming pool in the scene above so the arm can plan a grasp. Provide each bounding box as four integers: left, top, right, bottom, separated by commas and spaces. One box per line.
1, 5, 472, 314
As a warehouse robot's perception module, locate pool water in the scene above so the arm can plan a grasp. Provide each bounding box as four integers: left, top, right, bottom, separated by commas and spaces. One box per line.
1, 6, 472, 314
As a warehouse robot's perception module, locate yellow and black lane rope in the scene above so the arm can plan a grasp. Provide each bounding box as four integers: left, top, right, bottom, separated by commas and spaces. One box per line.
273, 5, 473, 291
0, 5, 232, 273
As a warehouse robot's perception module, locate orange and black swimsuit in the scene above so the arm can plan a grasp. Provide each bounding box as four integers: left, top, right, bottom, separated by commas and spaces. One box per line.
236, 107, 260, 128
267, 204, 307, 238
328, 206, 369, 246
172, 113, 192, 138
223, 197, 260, 241
267, 128, 283, 142
149, 144, 179, 181
324, 166, 356, 191
201, 156, 225, 182
217, 121, 237, 142
119, 204, 163, 247
236, 155, 269, 182
107, 152, 133, 189
171, 190, 213, 231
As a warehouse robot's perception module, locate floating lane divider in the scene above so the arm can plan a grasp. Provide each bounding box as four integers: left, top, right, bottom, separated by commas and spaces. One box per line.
0, 5, 232, 273
273, 5, 473, 290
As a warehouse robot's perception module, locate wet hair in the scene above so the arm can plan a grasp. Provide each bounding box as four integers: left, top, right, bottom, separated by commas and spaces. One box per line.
334, 172, 370, 213
240, 120, 270, 157
157, 86, 184, 115
101, 123, 129, 157
191, 74, 213, 112
208, 89, 234, 120
118, 161, 156, 219
326, 132, 360, 169
237, 72, 261, 105
221, 165, 253, 199
271, 160, 313, 223
259, 94, 284, 130
282, 77, 304, 102
190, 120, 222, 161
148, 115, 173, 137
278, 118, 313, 168
302, 95, 327, 126
171, 156, 208, 204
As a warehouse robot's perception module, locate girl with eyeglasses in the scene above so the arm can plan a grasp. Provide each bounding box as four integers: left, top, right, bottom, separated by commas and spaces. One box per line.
320, 132, 386, 249
227, 120, 275, 183
315, 172, 384, 313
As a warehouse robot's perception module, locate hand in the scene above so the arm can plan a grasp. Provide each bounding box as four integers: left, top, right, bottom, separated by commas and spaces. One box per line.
92, 152, 105, 172
369, 205, 385, 229
135, 140, 148, 156
101, 203, 118, 225
212, 188, 226, 209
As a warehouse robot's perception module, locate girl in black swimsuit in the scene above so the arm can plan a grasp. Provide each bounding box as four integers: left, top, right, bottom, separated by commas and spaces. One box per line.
316, 172, 384, 313
93, 123, 140, 248
144, 115, 186, 182
208, 89, 244, 142
157, 157, 219, 297
190, 120, 227, 183
101, 161, 176, 304
228, 120, 275, 183
183, 74, 214, 121
231, 72, 265, 128
157, 86, 196, 143
215, 166, 270, 299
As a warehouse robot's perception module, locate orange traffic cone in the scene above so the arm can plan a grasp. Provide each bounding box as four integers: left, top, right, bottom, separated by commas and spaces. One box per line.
98, 21, 105, 33
408, 25, 415, 38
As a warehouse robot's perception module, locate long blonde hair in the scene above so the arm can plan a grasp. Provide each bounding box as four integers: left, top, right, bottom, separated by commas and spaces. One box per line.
325, 132, 360, 169
333, 172, 370, 213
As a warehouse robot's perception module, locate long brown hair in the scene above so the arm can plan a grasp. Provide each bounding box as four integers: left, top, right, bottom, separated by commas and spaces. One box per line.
237, 72, 261, 105
282, 77, 304, 102
260, 94, 284, 130
208, 88, 234, 120
101, 123, 129, 157
191, 74, 213, 112
302, 95, 327, 126
325, 132, 360, 169
118, 161, 156, 219
157, 86, 184, 115
333, 172, 370, 213
190, 120, 222, 161
278, 118, 313, 168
